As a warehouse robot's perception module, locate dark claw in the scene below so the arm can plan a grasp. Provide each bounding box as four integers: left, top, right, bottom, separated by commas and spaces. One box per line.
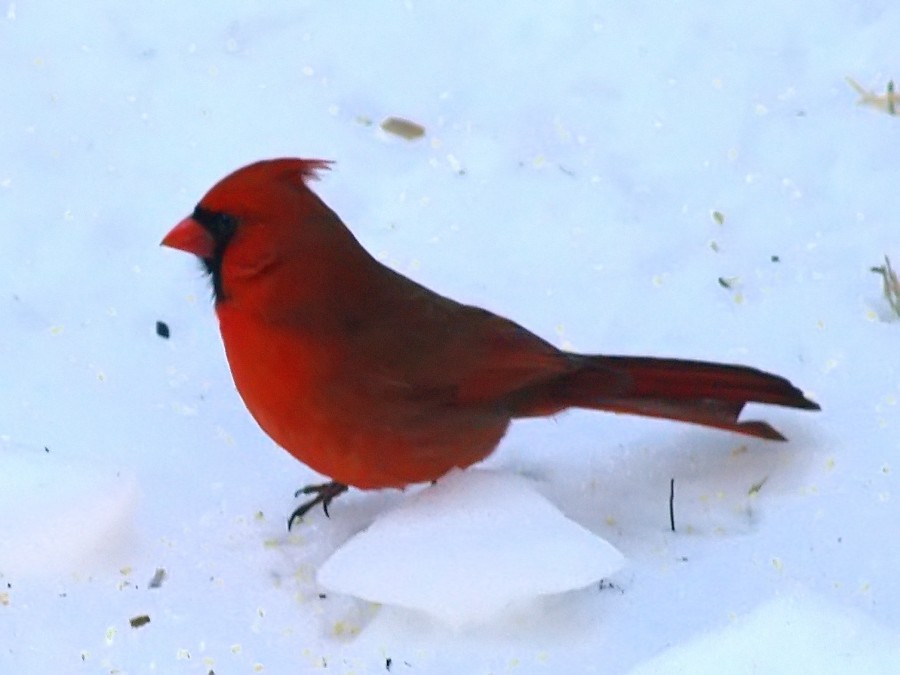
287, 481, 349, 530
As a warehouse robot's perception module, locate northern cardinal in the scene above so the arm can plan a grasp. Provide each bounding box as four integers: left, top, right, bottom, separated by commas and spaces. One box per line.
162, 158, 819, 527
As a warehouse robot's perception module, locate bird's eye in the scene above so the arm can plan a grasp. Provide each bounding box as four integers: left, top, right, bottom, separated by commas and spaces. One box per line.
211, 213, 238, 240
193, 206, 238, 245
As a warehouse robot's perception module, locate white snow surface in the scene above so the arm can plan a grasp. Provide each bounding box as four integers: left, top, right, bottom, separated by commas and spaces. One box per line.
3, 1, 899, 673
0, 443, 138, 578
318, 469, 625, 628
630, 593, 900, 675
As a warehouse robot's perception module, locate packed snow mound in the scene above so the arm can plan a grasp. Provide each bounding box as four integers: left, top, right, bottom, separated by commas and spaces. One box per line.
0, 443, 138, 578
317, 468, 625, 627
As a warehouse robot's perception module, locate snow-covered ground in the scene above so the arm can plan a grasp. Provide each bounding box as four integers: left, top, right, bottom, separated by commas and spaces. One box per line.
3, 2, 899, 672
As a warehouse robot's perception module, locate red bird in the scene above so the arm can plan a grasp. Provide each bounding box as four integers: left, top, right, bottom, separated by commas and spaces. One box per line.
162, 159, 819, 527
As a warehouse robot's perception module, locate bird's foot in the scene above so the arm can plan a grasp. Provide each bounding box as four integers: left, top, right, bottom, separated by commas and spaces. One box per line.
287, 481, 349, 530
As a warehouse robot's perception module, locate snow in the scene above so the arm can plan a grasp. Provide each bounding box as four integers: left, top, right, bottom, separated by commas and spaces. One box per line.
630, 594, 900, 675
0, 442, 138, 578
2, 1, 899, 673
318, 469, 625, 628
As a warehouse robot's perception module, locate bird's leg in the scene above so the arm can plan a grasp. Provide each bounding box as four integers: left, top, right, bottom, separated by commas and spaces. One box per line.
287, 481, 349, 530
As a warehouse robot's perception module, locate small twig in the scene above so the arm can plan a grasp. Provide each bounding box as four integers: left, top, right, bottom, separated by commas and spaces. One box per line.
669, 478, 676, 532
871, 255, 900, 317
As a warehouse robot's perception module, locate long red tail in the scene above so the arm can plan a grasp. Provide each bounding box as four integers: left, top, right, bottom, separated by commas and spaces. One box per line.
513, 356, 819, 440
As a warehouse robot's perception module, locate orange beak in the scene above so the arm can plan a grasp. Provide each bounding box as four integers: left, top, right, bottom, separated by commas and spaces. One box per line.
161, 216, 215, 259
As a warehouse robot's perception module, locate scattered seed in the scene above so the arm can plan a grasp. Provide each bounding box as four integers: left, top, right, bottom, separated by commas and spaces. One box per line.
381, 117, 426, 140
129, 615, 151, 629
148, 568, 167, 589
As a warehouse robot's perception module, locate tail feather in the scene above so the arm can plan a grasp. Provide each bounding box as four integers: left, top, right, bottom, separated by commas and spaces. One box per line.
511, 355, 819, 441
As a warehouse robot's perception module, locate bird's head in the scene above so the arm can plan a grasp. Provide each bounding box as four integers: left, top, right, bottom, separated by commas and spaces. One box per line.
162, 158, 372, 317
